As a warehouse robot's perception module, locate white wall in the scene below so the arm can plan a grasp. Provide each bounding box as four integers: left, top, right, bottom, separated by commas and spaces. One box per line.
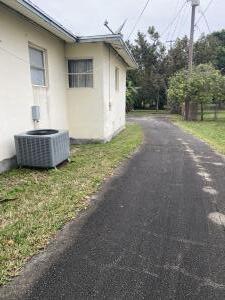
0, 3, 129, 168
65, 43, 105, 141
102, 45, 127, 140
0, 4, 68, 162
66, 42, 127, 142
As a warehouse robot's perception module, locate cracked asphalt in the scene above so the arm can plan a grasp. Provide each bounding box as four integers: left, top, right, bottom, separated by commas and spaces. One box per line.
3, 116, 225, 299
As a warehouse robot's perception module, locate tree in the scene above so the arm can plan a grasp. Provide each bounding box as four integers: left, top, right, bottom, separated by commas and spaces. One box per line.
168, 64, 225, 120
127, 28, 225, 114
189, 64, 216, 120
194, 34, 219, 66
126, 80, 138, 112
210, 67, 225, 118
167, 69, 188, 113
127, 26, 167, 110
164, 37, 189, 78
194, 30, 225, 74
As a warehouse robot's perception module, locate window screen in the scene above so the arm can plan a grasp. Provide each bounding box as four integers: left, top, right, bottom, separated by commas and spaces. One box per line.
29, 46, 46, 86
68, 59, 93, 88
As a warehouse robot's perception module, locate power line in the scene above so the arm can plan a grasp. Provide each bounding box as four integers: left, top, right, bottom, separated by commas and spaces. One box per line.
170, 1, 188, 40
174, 0, 182, 14
166, 0, 182, 41
177, 4, 190, 37
195, 23, 202, 33
168, 0, 182, 38
161, 0, 187, 38
128, 0, 152, 39
199, 8, 211, 33
195, 0, 214, 25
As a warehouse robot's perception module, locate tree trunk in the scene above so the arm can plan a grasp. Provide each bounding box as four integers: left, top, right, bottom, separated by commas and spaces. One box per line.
189, 102, 198, 121
201, 103, 204, 121
214, 103, 218, 121
185, 99, 189, 121
156, 89, 160, 111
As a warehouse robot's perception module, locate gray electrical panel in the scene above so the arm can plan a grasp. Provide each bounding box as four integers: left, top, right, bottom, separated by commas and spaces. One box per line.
31, 105, 40, 122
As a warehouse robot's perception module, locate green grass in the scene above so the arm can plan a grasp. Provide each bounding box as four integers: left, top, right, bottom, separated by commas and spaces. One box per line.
127, 110, 168, 117
200, 111, 225, 121
171, 115, 225, 154
0, 124, 143, 285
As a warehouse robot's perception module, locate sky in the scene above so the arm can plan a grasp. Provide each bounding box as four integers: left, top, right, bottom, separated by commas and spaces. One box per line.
32, 0, 224, 44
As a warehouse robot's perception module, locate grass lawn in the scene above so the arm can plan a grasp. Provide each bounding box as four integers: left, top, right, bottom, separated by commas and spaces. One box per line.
127, 110, 168, 117
0, 124, 143, 285
171, 115, 225, 154
196, 110, 225, 121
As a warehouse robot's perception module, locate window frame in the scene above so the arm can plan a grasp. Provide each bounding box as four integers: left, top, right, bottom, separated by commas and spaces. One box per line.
28, 43, 48, 88
67, 58, 94, 89
115, 67, 120, 91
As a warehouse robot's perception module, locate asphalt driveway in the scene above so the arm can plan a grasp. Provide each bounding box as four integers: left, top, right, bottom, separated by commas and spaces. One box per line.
2, 116, 225, 299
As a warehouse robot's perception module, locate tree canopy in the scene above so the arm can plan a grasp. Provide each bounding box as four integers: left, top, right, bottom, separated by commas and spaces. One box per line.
127, 26, 167, 110
167, 64, 225, 120
126, 27, 225, 112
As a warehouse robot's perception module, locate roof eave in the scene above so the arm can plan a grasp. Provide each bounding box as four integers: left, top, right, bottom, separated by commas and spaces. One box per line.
78, 35, 137, 69
0, 1, 137, 68
0, 0, 77, 42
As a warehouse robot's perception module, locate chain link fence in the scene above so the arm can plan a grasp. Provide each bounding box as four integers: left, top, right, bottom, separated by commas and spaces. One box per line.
197, 103, 225, 121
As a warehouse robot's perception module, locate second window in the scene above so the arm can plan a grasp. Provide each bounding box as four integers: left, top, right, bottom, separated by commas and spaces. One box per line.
68, 59, 93, 88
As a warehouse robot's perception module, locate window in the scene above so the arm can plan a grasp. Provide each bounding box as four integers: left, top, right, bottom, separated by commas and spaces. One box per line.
68, 59, 93, 88
115, 67, 119, 91
29, 46, 46, 86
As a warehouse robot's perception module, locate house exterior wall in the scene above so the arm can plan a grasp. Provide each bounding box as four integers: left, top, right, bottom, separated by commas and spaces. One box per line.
65, 43, 105, 142
66, 43, 127, 143
102, 46, 127, 140
0, 4, 129, 173
0, 4, 68, 170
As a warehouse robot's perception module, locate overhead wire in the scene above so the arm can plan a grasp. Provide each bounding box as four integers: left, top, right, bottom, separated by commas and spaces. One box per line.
170, 1, 188, 41
195, 0, 214, 26
166, 0, 182, 41
128, 0, 152, 39
198, 7, 211, 33
167, 0, 182, 40
161, 0, 187, 38
177, 3, 190, 38
195, 23, 202, 34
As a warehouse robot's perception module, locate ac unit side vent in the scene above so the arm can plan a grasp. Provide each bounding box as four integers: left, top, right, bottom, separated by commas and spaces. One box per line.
14, 130, 70, 168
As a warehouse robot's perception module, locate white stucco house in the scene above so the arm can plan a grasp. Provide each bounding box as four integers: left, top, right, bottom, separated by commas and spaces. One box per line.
0, 0, 136, 173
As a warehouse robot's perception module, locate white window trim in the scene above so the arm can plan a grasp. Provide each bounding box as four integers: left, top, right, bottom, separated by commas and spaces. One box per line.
67, 58, 94, 89
28, 43, 48, 88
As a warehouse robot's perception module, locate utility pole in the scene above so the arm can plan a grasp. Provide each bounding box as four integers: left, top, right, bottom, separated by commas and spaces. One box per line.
188, 0, 199, 74
185, 0, 200, 120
